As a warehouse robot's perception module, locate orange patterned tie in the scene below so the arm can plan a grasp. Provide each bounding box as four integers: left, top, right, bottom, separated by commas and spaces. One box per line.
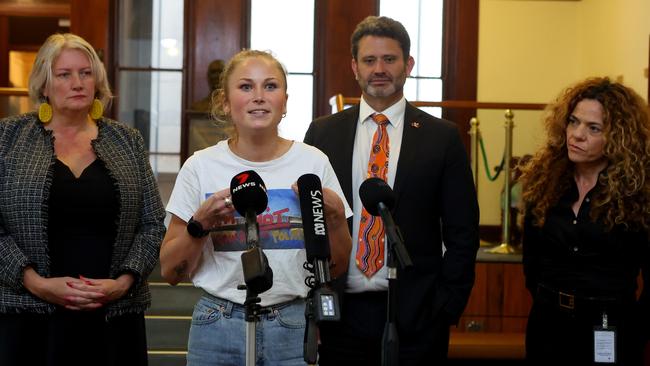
356, 113, 389, 277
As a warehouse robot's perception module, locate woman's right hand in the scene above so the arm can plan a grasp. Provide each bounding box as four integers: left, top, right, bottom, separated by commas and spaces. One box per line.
23, 267, 104, 311
191, 188, 236, 229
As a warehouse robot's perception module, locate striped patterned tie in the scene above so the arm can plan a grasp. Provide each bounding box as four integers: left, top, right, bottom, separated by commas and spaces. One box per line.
356, 113, 389, 277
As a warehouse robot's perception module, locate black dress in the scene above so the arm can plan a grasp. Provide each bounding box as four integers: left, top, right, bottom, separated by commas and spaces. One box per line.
0, 159, 148, 366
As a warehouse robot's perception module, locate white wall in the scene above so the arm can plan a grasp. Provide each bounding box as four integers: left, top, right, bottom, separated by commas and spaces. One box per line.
477, 0, 649, 226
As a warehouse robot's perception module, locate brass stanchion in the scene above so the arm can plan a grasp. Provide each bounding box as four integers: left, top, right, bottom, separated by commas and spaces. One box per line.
470, 117, 492, 248
468, 117, 480, 189
487, 109, 519, 254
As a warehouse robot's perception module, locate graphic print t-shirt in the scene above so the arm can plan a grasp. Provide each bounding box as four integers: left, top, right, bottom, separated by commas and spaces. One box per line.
166, 141, 351, 306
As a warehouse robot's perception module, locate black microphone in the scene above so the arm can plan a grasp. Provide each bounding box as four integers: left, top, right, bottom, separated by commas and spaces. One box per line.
230, 170, 268, 218
359, 177, 412, 269
297, 174, 340, 363
230, 170, 273, 295
297, 174, 331, 284
297, 174, 339, 314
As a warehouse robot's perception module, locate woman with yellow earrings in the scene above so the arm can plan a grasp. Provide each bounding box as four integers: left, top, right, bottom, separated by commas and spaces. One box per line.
0, 33, 165, 366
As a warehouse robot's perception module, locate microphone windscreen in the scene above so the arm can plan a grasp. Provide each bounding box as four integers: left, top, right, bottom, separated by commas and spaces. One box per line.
230, 170, 268, 217
359, 177, 395, 216
297, 174, 330, 261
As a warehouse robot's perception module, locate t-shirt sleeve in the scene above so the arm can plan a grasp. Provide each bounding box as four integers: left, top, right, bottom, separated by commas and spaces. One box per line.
166, 155, 203, 222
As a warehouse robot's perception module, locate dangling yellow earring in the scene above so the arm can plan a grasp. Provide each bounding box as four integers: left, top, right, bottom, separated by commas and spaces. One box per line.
90, 98, 104, 120
38, 99, 53, 123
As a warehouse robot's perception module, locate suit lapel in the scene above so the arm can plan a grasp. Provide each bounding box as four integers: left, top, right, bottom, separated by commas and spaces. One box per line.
392, 103, 421, 205
335, 106, 360, 205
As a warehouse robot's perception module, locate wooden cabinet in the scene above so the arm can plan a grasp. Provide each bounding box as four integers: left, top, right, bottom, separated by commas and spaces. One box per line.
453, 260, 532, 334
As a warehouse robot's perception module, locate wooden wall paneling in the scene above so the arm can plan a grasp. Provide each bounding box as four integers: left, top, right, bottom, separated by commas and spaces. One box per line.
442, 0, 479, 148
0, 2, 70, 18
501, 317, 528, 333
0, 16, 8, 87
456, 316, 503, 334
502, 263, 532, 317
70, 0, 110, 64
70, 0, 111, 115
461, 262, 489, 317
456, 262, 531, 333
485, 263, 505, 318
182, 0, 248, 161
185, 0, 247, 107
313, 0, 377, 118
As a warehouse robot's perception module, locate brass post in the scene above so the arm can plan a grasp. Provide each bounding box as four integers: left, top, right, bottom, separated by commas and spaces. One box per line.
468, 117, 480, 190
487, 109, 518, 254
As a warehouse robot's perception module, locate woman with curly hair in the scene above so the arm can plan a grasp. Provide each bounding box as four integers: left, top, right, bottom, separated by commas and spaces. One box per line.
520, 77, 650, 365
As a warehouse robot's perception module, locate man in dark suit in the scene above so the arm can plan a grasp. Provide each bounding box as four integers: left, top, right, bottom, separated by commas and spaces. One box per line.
304, 16, 479, 365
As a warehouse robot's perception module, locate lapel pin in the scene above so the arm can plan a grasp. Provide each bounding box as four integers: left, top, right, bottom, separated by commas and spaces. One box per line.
410, 121, 421, 128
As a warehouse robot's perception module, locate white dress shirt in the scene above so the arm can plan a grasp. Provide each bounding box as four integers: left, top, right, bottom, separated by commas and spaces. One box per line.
346, 96, 406, 293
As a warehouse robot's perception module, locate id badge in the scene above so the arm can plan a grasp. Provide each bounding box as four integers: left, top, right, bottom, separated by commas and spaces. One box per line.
593, 312, 616, 364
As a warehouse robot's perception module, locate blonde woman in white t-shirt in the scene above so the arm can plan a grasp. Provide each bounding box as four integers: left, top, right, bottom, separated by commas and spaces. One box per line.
160, 49, 352, 366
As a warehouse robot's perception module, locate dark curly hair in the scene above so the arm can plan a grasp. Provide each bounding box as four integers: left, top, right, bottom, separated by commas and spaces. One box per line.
520, 77, 650, 231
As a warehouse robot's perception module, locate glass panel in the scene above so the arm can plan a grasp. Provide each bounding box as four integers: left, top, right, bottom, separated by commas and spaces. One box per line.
279, 74, 313, 141
404, 77, 442, 118
250, 0, 314, 73
118, 0, 153, 67
416, 0, 443, 77
117, 71, 182, 173
150, 154, 181, 175
152, 0, 184, 69
380, 0, 443, 77
118, 0, 183, 69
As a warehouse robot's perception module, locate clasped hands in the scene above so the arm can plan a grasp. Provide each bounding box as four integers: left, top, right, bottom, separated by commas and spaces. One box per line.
23, 268, 134, 311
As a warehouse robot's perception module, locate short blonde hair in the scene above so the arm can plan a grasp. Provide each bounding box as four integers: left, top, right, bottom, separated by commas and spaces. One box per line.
28, 33, 112, 108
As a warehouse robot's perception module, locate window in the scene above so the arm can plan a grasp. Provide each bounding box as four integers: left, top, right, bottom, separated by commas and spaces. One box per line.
380, 0, 444, 117
116, 0, 184, 174
250, 0, 315, 141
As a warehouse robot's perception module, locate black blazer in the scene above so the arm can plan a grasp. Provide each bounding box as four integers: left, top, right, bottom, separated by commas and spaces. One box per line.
304, 103, 479, 333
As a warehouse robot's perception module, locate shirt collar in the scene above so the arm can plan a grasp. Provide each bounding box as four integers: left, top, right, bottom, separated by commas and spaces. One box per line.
359, 95, 406, 128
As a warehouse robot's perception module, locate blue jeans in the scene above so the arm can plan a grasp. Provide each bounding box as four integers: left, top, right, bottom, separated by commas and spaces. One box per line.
187, 293, 307, 366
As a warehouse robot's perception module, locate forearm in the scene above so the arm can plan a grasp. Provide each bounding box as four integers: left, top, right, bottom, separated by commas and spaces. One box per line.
160, 239, 205, 285
159, 216, 207, 285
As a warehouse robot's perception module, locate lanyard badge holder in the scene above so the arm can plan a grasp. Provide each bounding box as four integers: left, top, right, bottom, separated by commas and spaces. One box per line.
593, 311, 617, 364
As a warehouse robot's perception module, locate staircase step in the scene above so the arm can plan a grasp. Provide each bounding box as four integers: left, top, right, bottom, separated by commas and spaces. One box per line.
148, 352, 187, 366
148, 283, 202, 316
146, 316, 191, 351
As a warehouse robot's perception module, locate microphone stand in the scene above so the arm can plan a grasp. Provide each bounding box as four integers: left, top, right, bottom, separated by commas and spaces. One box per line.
379, 202, 413, 366
238, 210, 273, 366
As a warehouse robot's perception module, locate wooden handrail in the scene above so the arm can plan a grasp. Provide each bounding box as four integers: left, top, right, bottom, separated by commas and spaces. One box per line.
0, 87, 29, 97
334, 94, 546, 112
0, 3, 70, 17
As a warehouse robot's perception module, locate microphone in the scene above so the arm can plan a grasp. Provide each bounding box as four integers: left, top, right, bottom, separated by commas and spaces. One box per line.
297, 174, 340, 363
297, 173, 331, 284
230, 170, 268, 218
230, 170, 273, 295
359, 177, 412, 269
